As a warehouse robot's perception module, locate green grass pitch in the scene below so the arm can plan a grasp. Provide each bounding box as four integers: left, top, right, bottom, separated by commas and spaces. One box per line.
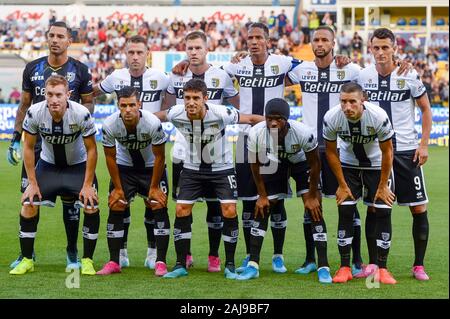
0, 142, 447, 299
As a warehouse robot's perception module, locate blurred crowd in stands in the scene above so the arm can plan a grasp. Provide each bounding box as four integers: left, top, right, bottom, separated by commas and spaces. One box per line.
0, 9, 448, 106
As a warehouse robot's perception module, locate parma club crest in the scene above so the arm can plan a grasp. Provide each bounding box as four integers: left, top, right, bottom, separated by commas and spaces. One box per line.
271, 65, 279, 75
66, 72, 75, 83
337, 70, 345, 80
396, 79, 406, 89
150, 80, 158, 89
211, 78, 220, 88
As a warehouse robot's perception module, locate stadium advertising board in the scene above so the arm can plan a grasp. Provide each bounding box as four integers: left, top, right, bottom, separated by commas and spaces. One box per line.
0, 5, 294, 25
1, 104, 447, 146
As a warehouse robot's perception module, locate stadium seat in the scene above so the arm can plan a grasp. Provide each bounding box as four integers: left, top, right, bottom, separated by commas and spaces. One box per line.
436, 18, 445, 26
409, 18, 418, 26
397, 18, 407, 26
421, 18, 427, 26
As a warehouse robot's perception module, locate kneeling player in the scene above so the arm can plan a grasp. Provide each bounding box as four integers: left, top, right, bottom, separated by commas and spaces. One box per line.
236, 98, 331, 282
10, 75, 99, 276
155, 78, 264, 279
324, 83, 397, 284
96, 87, 170, 276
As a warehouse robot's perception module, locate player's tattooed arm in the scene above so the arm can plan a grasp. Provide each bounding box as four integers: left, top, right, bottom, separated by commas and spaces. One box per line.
325, 139, 355, 206
149, 143, 167, 208
414, 93, 432, 166
227, 94, 240, 109
396, 59, 414, 76
172, 60, 190, 76
21, 132, 41, 205
80, 135, 98, 209
81, 92, 95, 114
334, 55, 351, 68
304, 147, 322, 221
250, 160, 270, 218
14, 91, 32, 132
238, 114, 265, 126
231, 51, 249, 64
161, 92, 176, 111
375, 139, 395, 207
104, 146, 127, 209
154, 110, 168, 122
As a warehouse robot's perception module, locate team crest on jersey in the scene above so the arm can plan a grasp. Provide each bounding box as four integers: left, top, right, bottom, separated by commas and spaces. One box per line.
150, 80, 158, 89
291, 144, 300, 152
381, 232, 390, 241
157, 222, 165, 229
211, 78, 220, 88
271, 65, 279, 74
396, 79, 406, 89
210, 124, 219, 130
69, 124, 79, 132
337, 70, 345, 80
141, 133, 150, 140
39, 123, 50, 133
338, 230, 345, 238
66, 72, 76, 83
315, 225, 323, 233
366, 126, 375, 135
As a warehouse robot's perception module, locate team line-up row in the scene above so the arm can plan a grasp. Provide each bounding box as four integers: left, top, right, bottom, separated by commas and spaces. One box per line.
6, 22, 431, 285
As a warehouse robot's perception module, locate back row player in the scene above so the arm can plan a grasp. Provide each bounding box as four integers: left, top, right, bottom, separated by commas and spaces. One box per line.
7, 21, 94, 270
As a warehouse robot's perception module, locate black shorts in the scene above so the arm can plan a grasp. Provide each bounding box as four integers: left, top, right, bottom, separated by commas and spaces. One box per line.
341, 167, 394, 208
172, 161, 218, 201
236, 133, 258, 200
289, 160, 323, 196
110, 165, 169, 203
261, 161, 291, 200
177, 168, 237, 204
319, 149, 339, 197
20, 136, 42, 193
23, 160, 99, 209
393, 150, 429, 206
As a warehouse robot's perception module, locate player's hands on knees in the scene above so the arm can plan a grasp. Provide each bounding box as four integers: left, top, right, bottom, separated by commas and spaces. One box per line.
336, 185, 354, 206
334, 55, 351, 68
303, 192, 322, 222
172, 60, 189, 76
108, 188, 127, 210
374, 185, 395, 207
149, 187, 167, 208
254, 196, 270, 219
397, 59, 413, 75
21, 183, 42, 206
413, 145, 428, 166
231, 51, 249, 64
79, 184, 98, 210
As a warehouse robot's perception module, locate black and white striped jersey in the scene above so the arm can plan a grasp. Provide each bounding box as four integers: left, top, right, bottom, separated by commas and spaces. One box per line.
288, 61, 361, 147
99, 67, 170, 112
102, 110, 167, 168
167, 65, 238, 161
358, 65, 427, 152
323, 102, 394, 169
223, 54, 300, 132
167, 65, 238, 104
248, 119, 318, 165
166, 103, 240, 172
22, 100, 96, 166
